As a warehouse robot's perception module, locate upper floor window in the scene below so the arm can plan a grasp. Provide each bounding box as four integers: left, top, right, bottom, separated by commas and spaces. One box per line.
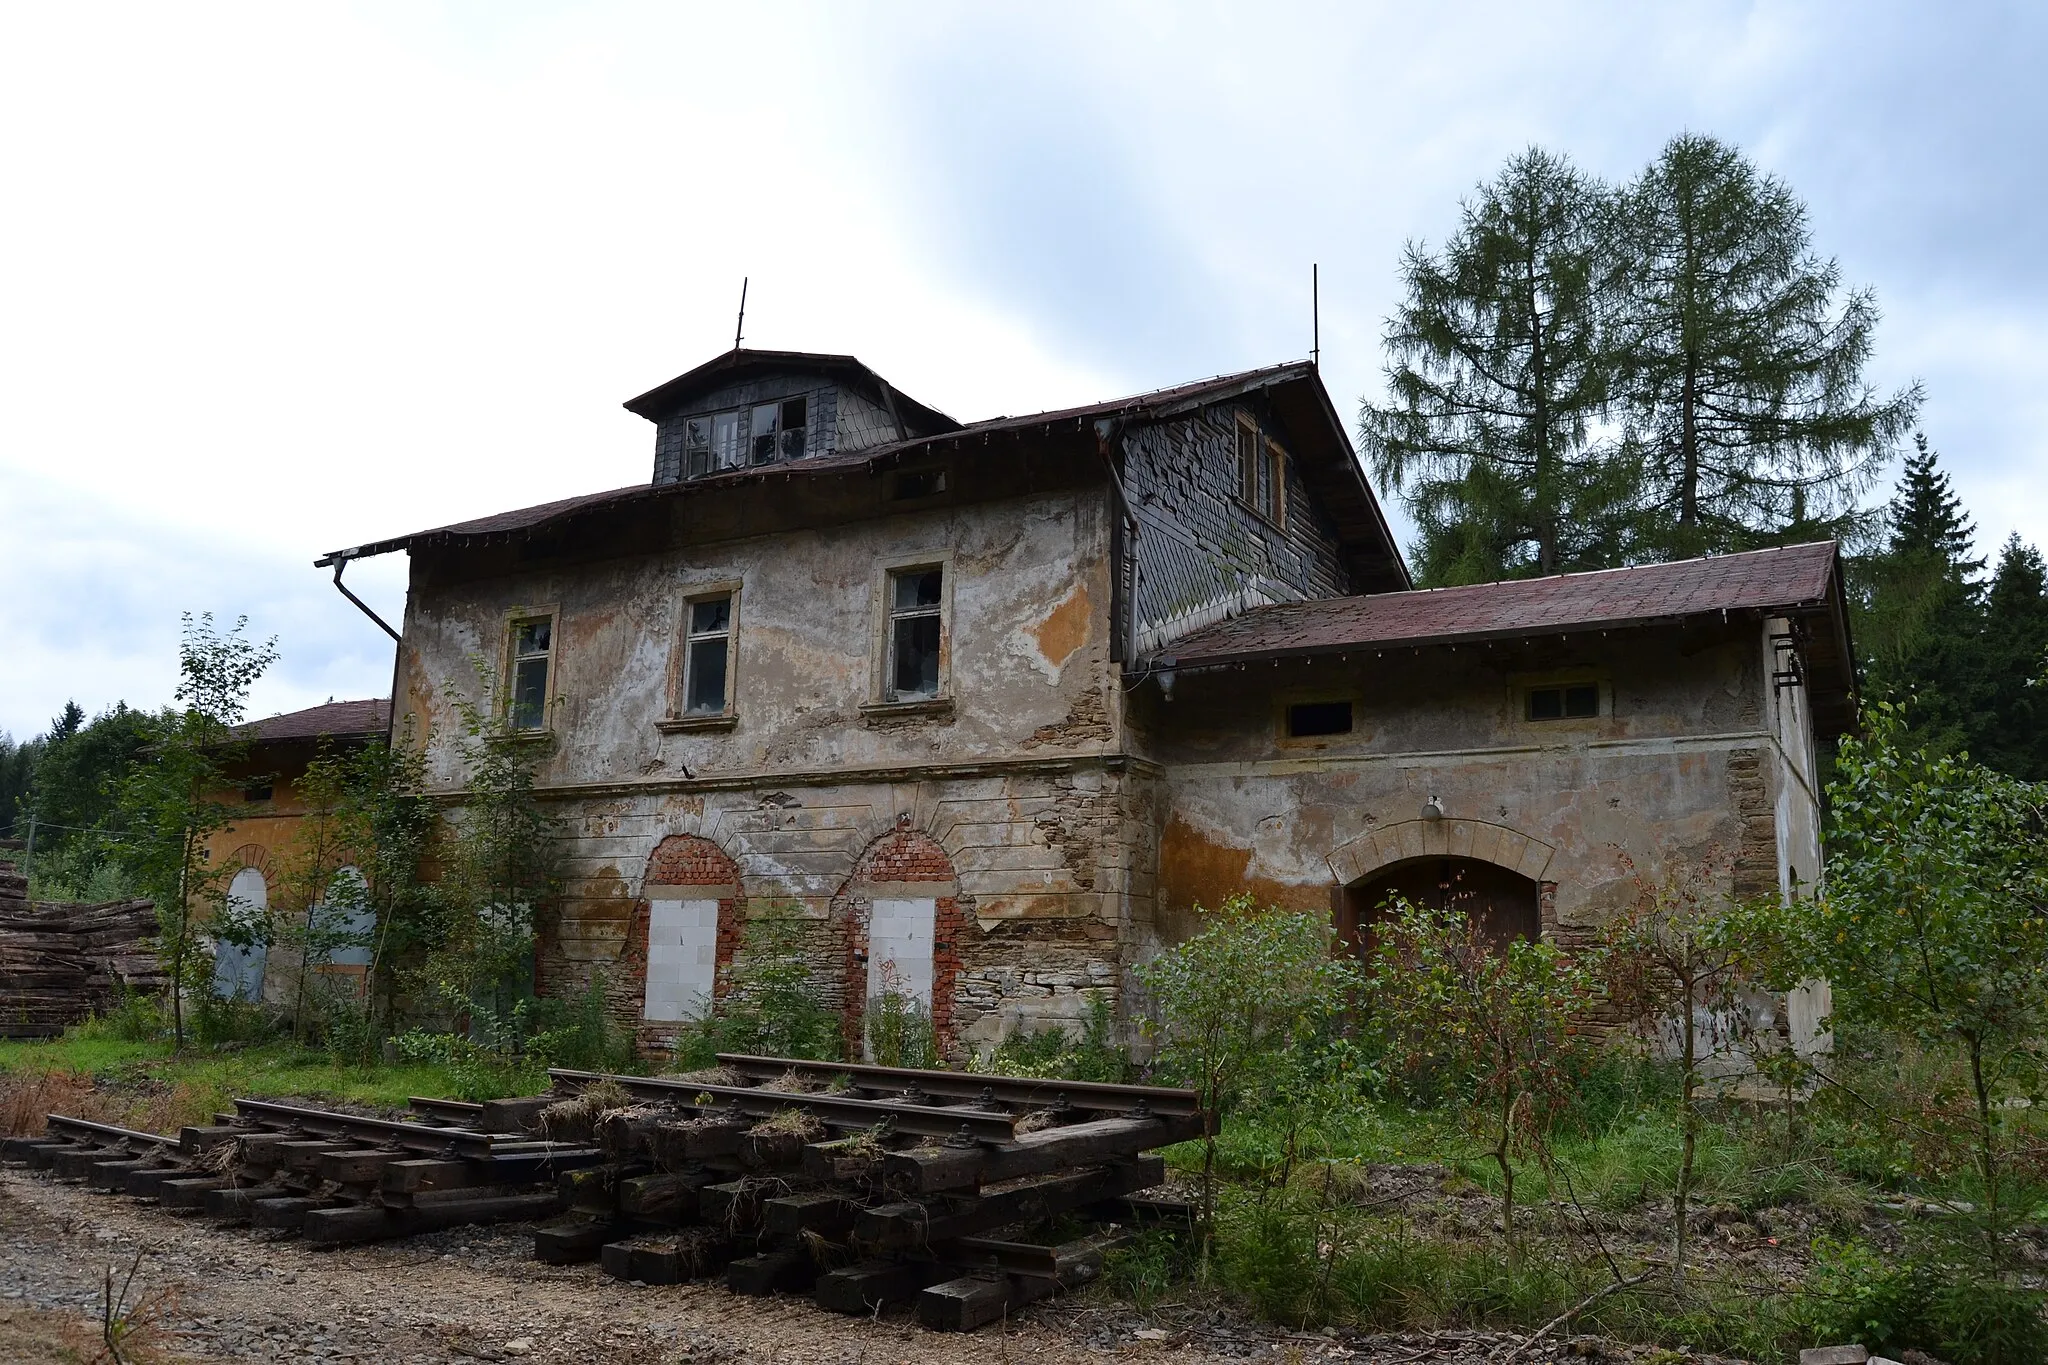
682, 593, 734, 715
887, 567, 944, 700
1286, 700, 1353, 738
684, 397, 808, 478
1234, 415, 1286, 526
1526, 683, 1599, 721
507, 614, 555, 730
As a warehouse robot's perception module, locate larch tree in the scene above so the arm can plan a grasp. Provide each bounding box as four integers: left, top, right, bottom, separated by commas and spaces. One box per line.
1360, 147, 1638, 585
1611, 133, 1918, 559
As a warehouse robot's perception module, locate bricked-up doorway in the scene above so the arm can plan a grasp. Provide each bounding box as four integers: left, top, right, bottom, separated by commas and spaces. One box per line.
629, 835, 744, 1054
1345, 856, 1541, 956
837, 826, 964, 1060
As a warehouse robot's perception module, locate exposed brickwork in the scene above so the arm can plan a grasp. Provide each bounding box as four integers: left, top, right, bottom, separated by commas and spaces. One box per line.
1021, 686, 1113, 749
622, 834, 745, 1058
1727, 748, 1779, 901
833, 828, 964, 1058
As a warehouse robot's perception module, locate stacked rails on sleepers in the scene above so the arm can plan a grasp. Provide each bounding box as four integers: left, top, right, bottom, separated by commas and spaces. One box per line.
537, 1054, 1203, 1331
1, 1092, 602, 1244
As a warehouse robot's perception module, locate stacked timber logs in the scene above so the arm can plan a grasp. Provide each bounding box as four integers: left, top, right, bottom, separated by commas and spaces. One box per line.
0, 858, 163, 1037
536, 1054, 1202, 1331
3, 1092, 601, 1242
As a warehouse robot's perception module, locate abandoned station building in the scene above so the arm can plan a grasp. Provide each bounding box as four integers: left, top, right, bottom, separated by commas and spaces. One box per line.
315, 348, 1853, 1058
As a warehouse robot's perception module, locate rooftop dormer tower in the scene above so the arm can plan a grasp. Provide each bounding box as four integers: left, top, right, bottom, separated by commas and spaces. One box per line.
624, 349, 960, 485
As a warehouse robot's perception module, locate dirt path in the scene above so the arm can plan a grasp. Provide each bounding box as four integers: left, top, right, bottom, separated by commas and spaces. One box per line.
0, 1169, 1433, 1365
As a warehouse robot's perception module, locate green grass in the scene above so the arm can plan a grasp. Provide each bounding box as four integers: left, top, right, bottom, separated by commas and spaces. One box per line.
0, 1031, 528, 1137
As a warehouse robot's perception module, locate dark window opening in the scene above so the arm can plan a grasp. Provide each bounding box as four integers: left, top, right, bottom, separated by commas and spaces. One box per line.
892, 468, 947, 500
242, 784, 274, 803
685, 396, 809, 478
888, 568, 943, 700
1526, 683, 1599, 721
509, 617, 552, 730
1287, 700, 1353, 738
683, 594, 733, 715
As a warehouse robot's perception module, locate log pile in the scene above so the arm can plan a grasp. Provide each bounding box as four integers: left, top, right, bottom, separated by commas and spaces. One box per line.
537, 1054, 1202, 1330
0, 858, 163, 1037
6, 1052, 1204, 1333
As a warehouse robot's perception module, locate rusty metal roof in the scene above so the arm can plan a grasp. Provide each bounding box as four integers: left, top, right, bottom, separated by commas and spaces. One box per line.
316, 359, 1409, 592
236, 698, 390, 744
1153, 542, 1858, 733
1157, 543, 1840, 659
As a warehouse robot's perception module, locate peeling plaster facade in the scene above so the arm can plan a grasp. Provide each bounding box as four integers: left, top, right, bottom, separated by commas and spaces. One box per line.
350, 349, 1849, 1062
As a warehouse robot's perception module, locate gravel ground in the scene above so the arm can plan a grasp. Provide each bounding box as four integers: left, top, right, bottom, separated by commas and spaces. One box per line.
0, 1166, 1745, 1365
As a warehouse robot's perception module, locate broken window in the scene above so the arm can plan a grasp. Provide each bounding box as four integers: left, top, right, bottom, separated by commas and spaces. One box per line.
682, 594, 733, 715
684, 397, 809, 478
887, 567, 943, 701
1286, 700, 1352, 738
1526, 683, 1599, 721
508, 616, 553, 730
1234, 416, 1285, 524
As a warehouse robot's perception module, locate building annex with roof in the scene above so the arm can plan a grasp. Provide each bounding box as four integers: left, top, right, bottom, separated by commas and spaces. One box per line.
321, 347, 1848, 1059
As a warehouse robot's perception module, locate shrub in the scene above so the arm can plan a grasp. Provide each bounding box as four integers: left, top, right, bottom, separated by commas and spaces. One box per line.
1800, 1237, 2048, 1365
671, 917, 841, 1067
977, 995, 1129, 1082
864, 983, 937, 1069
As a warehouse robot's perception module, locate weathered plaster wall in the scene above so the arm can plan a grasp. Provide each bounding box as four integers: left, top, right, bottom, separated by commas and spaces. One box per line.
397, 481, 1140, 1056
1123, 406, 1350, 655
1135, 622, 1785, 952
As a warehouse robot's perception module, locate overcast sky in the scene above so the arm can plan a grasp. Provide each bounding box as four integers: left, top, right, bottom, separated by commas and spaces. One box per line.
3, 2, 2043, 740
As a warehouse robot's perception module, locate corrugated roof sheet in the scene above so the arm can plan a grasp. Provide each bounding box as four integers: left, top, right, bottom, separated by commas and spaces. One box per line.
1155, 542, 1842, 663
238, 698, 390, 744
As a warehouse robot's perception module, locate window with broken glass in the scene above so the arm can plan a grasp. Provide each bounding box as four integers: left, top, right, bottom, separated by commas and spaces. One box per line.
507, 616, 553, 730
886, 568, 943, 701
1526, 683, 1600, 721
681, 594, 733, 715
683, 396, 808, 478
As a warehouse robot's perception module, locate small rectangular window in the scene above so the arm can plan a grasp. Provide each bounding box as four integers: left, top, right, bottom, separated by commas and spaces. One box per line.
892, 468, 946, 500
779, 396, 808, 459
242, 783, 274, 803
711, 410, 742, 470
1287, 701, 1352, 738
1265, 441, 1287, 526
508, 617, 553, 730
685, 417, 712, 479
749, 403, 781, 465
1236, 419, 1260, 506
887, 568, 943, 700
683, 594, 733, 715
1526, 683, 1599, 721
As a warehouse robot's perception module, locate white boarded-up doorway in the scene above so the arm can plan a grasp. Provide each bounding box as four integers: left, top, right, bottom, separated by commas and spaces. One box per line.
644, 897, 719, 1023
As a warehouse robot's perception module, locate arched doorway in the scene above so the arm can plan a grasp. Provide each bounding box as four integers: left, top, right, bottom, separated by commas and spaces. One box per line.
835, 826, 964, 1059
1345, 856, 1541, 954
212, 864, 270, 1001
632, 835, 744, 1029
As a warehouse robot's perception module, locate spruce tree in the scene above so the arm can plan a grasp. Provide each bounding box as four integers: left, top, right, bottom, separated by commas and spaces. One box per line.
1976, 535, 2048, 779
1360, 147, 1638, 585
1612, 134, 1918, 558
1852, 434, 1984, 754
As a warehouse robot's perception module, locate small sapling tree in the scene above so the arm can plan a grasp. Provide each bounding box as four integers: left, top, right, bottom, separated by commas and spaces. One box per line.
1602, 857, 1767, 1286
113, 613, 277, 1049
1798, 701, 2048, 1256
1365, 895, 1597, 1246
1134, 895, 1358, 1256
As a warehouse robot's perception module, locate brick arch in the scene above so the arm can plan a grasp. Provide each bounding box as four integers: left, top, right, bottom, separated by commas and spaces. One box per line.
1327, 818, 1556, 888
624, 834, 745, 1056
224, 843, 275, 886
833, 823, 965, 1056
